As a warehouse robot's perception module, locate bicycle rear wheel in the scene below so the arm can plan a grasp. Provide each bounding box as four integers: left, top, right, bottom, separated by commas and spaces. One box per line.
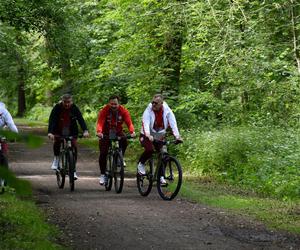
136, 158, 153, 196
0, 153, 8, 194
157, 156, 182, 201
105, 153, 113, 191
113, 151, 124, 194
67, 150, 75, 191
56, 152, 65, 189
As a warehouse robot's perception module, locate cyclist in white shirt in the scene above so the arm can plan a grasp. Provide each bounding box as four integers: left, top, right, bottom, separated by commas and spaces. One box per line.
0, 102, 18, 133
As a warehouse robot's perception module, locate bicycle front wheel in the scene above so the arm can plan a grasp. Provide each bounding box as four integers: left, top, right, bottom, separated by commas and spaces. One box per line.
67, 150, 75, 191
157, 156, 182, 201
105, 153, 113, 191
136, 158, 153, 196
113, 151, 124, 194
56, 152, 66, 189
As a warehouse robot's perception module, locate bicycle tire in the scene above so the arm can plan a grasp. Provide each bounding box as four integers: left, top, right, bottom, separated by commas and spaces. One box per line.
105, 153, 113, 191
56, 152, 66, 189
67, 150, 75, 191
157, 156, 182, 201
0, 152, 8, 194
136, 158, 153, 196
113, 151, 124, 194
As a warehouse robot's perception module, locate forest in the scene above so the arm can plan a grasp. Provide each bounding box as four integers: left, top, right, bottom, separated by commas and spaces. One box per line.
0, 0, 299, 200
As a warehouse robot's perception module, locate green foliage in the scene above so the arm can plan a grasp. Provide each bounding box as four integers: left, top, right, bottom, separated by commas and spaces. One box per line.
0, 192, 63, 249
179, 126, 300, 200
0, 167, 31, 197
26, 104, 53, 123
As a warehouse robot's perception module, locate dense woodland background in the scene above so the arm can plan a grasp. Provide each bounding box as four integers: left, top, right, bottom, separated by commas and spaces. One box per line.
0, 0, 299, 200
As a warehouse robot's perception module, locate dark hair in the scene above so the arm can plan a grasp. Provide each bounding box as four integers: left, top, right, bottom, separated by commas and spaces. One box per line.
109, 95, 120, 101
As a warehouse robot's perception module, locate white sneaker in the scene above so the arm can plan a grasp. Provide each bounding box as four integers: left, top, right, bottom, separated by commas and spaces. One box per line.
160, 176, 167, 185
99, 175, 107, 185
51, 157, 59, 170
74, 172, 78, 180
137, 162, 146, 175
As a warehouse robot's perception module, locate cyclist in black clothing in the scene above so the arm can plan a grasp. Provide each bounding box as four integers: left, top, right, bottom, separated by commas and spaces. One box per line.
48, 94, 89, 179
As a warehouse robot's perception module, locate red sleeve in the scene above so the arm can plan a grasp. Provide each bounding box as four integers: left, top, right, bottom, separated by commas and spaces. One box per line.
96, 105, 108, 133
121, 106, 135, 133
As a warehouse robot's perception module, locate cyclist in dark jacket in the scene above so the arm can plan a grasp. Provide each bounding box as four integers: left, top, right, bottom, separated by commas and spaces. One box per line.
48, 94, 89, 179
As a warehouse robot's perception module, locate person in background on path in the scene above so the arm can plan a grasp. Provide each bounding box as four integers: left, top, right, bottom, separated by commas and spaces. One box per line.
96, 95, 135, 185
0, 102, 18, 167
47, 94, 89, 179
137, 94, 183, 184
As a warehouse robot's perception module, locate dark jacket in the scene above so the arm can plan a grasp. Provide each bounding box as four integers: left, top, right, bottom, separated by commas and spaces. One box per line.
48, 103, 88, 136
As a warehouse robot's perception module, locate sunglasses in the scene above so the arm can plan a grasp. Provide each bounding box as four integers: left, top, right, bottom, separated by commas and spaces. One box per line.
152, 101, 160, 105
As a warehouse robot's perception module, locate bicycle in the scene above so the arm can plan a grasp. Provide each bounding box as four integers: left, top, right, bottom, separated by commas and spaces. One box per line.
0, 136, 8, 194
55, 136, 77, 191
136, 139, 183, 201
99, 134, 132, 193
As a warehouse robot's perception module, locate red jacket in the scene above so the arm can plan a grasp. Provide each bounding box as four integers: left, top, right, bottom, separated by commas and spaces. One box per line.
96, 105, 134, 135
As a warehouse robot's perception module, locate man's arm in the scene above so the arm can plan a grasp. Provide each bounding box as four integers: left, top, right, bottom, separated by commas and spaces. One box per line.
167, 109, 180, 139
141, 106, 152, 139
48, 104, 58, 134
3, 110, 18, 133
74, 105, 88, 132
96, 107, 107, 135
123, 108, 135, 134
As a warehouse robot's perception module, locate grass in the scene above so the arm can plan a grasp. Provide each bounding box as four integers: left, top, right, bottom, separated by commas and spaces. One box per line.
180, 176, 300, 234
15, 118, 48, 127
0, 191, 64, 249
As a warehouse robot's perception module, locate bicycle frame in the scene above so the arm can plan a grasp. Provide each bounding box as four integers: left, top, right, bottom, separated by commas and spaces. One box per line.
56, 136, 76, 191
104, 135, 131, 193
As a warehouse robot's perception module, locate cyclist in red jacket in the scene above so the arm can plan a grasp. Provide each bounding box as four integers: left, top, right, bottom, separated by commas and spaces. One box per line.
96, 95, 135, 185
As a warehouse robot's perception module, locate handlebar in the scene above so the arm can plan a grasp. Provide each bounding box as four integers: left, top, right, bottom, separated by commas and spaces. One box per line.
96, 134, 134, 141
153, 139, 183, 145
0, 136, 6, 143
54, 134, 83, 141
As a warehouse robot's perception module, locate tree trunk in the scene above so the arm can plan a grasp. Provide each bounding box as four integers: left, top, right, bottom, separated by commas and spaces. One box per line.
60, 55, 73, 93
161, 22, 183, 100
15, 35, 26, 117
17, 68, 26, 117
290, 0, 300, 74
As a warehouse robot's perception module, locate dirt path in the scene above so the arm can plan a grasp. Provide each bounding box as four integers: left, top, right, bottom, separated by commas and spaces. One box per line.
8, 126, 300, 250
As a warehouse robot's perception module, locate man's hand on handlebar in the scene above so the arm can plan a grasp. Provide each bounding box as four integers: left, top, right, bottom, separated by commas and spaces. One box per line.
130, 132, 136, 138
97, 132, 103, 139
48, 133, 54, 141
83, 130, 90, 138
146, 134, 154, 142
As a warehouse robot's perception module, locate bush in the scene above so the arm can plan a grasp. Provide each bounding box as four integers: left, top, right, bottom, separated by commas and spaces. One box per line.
26, 104, 52, 123
178, 126, 300, 200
